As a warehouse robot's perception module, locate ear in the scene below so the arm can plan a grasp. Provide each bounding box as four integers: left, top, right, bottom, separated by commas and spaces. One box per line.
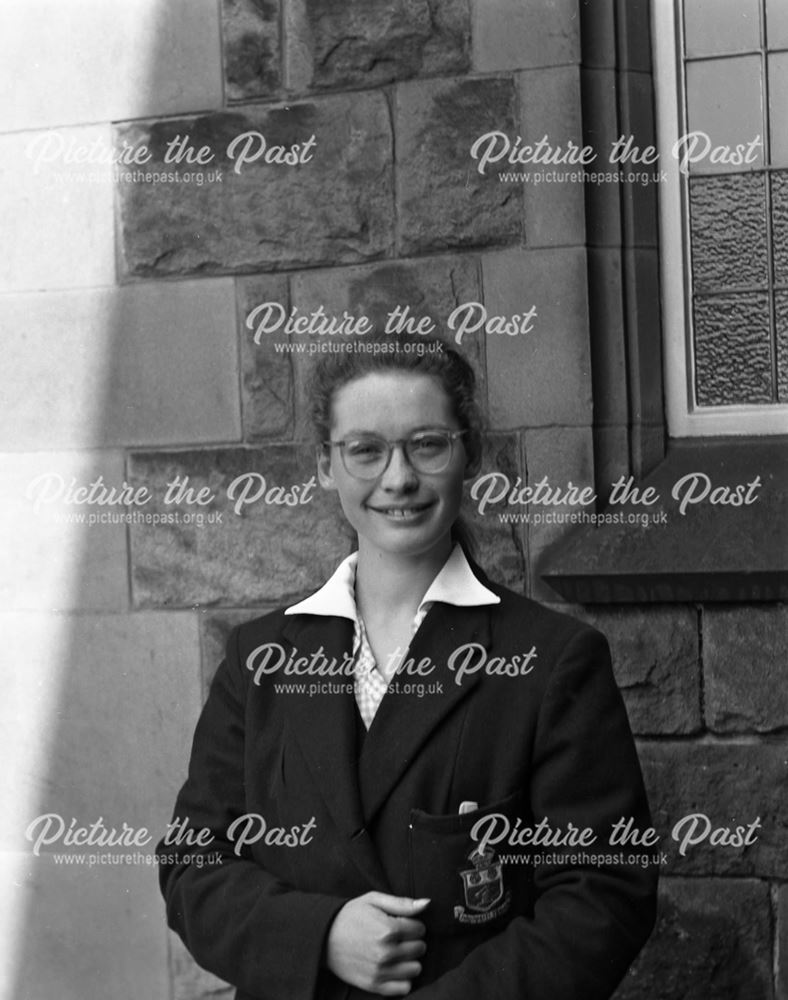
316, 446, 337, 491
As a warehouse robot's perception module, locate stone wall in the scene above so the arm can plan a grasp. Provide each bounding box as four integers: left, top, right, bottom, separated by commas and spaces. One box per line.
1, 1, 785, 998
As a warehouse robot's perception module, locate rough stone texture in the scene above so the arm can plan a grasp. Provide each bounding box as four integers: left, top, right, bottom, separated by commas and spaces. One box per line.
613, 878, 774, 1000
569, 606, 702, 735
237, 274, 295, 440
170, 931, 234, 1000
467, 433, 527, 593
288, 256, 485, 437
200, 607, 274, 697
128, 446, 349, 607
471, 0, 580, 71
483, 248, 592, 428
522, 426, 595, 602
0, 451, 128, 612
115, 93, 394, 277
779, 885, 788, 1000
704, 605, 788, 733
222, 0, 281, 101
0, 125, 116, 293
638, 742, 788, 877
396, 77, 523, 255
519, 66, 586, 247
303, 0, 470, 90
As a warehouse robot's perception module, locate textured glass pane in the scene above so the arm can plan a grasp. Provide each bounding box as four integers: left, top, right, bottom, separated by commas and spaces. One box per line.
766, 0, 788, 49
685, 57, 764, 173
768, 54, 788, 166
772, 171, 788, 287
693, 294, 773, 405
690, 174, 768, 291
774, 292, 788, 402
685, 0, 761, 57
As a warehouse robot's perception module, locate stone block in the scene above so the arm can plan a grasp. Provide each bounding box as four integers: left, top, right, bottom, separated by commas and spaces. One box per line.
483, 248, 592, 428
170, 930, 234, 1000
287, 256, 484, 437
570, 606, 702, 735
116, 93, 394, 277
237, 275, 295, 440
704, 605, 788, 733
396, 77, 522, 255
638, 742, 788, 877
19, 611, 200, 826
300, 0, 470, 90
471, 0, 580, 71
0, 0, 223, 132
0, 126, 115, 293
0, 281, 240, 449
0, 452, 129, 612
128, 446, 349, 607
466, 433, 527, 593
222, 0, 282, 101
10, 856, 171, 1000
519, 66, 586, 247
523, 426, 594, 602
614, 878, 774, 1000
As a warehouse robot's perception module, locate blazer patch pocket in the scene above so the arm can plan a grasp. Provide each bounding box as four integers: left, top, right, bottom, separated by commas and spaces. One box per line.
408, 791, 534, 936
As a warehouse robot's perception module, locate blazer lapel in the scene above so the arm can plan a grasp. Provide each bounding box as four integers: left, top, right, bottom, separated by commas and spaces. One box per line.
280, 615, 390, 891
357, 602, 493, 823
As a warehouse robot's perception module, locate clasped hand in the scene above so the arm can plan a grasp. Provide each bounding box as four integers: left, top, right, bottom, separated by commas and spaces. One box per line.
326, 891, 430, 995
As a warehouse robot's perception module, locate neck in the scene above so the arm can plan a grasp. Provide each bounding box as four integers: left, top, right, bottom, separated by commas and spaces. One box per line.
355, 536, 453, 620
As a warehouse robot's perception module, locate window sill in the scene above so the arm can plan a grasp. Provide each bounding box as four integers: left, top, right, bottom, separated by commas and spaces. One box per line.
541, 438, 788, 603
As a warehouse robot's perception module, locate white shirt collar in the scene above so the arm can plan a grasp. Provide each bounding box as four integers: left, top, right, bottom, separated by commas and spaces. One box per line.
284, 544, 500, 620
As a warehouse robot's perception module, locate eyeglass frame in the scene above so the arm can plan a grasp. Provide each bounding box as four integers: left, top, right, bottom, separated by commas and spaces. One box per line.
323, 428, 469, 480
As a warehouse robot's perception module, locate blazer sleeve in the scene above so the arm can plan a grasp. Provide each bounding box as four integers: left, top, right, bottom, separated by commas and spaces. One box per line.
409, 628, 658, 1000
158, 625, 347, 1000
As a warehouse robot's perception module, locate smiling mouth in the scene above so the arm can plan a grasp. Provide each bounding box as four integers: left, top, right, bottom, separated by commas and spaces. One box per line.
368, 502, 434, 520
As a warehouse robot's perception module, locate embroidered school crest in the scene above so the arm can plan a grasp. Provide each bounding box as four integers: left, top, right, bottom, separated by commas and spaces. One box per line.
454, 846, 511, 924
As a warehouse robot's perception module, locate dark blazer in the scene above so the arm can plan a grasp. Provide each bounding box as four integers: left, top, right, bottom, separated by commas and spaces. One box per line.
160, 566, 657, 1000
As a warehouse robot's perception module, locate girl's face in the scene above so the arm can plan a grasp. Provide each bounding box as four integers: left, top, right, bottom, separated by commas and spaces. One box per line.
318, 372, 467, 561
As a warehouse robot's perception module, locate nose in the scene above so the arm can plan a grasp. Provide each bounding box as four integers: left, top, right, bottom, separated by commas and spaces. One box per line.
380, 443, 418, 490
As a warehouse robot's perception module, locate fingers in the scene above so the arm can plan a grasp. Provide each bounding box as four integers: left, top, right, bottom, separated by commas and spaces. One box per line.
389, 917, 426, 941
374, 961, 423, 994
371, 893, 431, 918
387, 938, 426, 961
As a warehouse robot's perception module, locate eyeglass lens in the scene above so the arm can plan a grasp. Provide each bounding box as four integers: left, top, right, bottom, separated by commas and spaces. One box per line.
342, 432, 454, 477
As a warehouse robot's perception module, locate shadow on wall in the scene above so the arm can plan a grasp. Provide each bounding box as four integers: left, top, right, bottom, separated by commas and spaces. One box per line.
7, 4, 222, 999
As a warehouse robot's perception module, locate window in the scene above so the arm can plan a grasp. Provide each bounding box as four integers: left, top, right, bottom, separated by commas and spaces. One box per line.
653, 0, 788, 435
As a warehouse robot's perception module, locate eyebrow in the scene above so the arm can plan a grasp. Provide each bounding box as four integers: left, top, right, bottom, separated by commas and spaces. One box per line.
334, 424, 458, 437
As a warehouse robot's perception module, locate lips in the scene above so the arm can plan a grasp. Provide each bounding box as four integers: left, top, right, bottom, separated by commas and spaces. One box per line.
368, 501, 435, 520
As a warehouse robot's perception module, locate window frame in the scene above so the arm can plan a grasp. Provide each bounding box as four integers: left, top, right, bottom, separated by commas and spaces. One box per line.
652, 0, 788, 436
